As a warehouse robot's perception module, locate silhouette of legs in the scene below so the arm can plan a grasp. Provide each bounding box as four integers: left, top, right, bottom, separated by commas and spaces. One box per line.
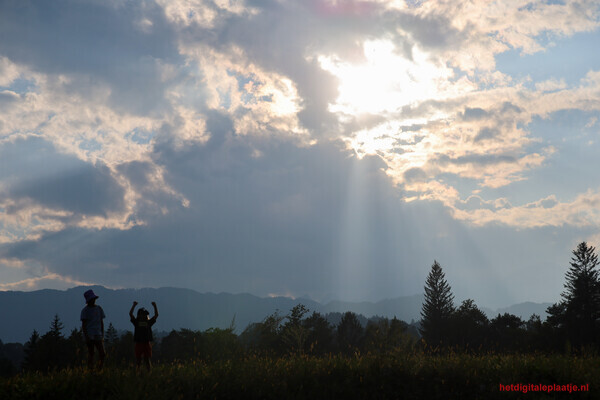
134, 342, 152, 372
87, 339, 105, 370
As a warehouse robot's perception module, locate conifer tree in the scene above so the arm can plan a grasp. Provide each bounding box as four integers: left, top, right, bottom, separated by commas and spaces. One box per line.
40, 315, 68, 369
420, 260, 454, 347
548, 242, 600, 346
105, 323, 119, 346
48, 314, 64, 339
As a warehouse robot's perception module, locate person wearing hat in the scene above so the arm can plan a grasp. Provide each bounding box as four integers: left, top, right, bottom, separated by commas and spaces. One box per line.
129, 300, 159, 371
80, 289, 106, 369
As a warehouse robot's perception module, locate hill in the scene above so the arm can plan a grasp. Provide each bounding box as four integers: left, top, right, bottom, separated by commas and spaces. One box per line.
0, 286, 550, 343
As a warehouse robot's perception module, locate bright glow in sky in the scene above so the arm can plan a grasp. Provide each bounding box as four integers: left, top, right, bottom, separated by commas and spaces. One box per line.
318, 40, 457, 114
1, 0, 600, 308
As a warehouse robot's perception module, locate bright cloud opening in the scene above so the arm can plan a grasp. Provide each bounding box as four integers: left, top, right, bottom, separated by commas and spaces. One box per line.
318, 40, 456, 115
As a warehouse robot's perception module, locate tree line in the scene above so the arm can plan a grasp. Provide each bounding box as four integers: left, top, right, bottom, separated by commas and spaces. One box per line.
1, 241, 599, 374
420, 241, 600, 353
0, 309, 419, 374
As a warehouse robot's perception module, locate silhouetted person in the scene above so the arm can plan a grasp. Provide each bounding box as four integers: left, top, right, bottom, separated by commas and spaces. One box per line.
129, 301, 159, 371
81, 289, 106, 369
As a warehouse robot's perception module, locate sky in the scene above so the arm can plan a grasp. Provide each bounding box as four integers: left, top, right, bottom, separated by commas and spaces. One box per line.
1, 0, 600, 309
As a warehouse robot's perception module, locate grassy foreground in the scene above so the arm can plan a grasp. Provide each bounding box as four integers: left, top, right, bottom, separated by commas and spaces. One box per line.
1, 352, 597, 399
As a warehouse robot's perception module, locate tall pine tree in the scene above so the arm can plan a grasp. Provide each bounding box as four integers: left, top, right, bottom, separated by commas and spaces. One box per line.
48, 314, 64, 339
420, 260, 455, 348
547, 242, 600, 347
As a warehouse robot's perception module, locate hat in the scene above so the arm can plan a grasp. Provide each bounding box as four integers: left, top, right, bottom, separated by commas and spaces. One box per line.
84, 289, 99, 303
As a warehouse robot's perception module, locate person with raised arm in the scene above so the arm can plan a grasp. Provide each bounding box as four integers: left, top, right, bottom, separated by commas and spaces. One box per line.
129, 300, 159, 371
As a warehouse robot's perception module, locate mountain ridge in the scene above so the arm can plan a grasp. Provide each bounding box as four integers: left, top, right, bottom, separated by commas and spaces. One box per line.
0, 286, 551, 343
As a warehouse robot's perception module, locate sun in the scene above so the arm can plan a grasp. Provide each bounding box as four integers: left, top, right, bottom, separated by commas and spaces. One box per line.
318, 39, 451, 115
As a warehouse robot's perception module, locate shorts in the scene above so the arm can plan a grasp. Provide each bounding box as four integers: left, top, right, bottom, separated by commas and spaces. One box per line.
134, 342, 152, 359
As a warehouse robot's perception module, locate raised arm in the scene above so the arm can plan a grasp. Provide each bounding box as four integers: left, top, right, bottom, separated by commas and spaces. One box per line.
151, 301, 159, 319
129, 301, 138, 319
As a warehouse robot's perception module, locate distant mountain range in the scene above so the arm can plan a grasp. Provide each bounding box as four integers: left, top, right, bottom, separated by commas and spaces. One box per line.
0, 286, 552, 343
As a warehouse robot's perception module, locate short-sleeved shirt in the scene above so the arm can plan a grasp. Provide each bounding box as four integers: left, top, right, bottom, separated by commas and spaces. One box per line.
131, 316, 157, 343
80, 305, 106, 339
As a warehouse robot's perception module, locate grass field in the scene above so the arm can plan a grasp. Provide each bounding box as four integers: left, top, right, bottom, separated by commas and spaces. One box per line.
1, 352, 597, 399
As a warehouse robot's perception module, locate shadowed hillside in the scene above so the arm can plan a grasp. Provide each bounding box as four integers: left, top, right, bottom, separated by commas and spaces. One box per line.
0, 286, 549, 343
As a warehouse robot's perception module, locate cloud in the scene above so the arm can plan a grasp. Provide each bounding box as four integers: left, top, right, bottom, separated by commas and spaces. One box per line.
1, 0, 597, 212
0, 136, 124, 197
1, 0, 600, 306
0, 133, 582, 306
0, 271, 92, 291
0, 138, 589, 307
0, 90, 19, 107
473, 127, 501, 142
7, 164, 124, 217
395, 11, 468, 50
0, 137, 424, 300
403, 167, 428, 183
0, 0, 181, 115
0, 137, 138, 241
412, 0, 600, 59
461, 107, 488, 121
536, 78, 568, 92
448, 191, 600, 228
455, 195, 499, 212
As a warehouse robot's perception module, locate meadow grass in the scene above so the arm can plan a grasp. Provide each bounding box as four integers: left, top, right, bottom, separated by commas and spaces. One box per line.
1, 352, 597, 399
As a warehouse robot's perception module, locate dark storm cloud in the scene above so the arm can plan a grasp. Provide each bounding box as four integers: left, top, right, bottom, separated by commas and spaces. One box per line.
0, 129, 433, 299
0, 136, 125, 216
9, 164, 124, 216
0, 131, 583, 305
0, 0, 180, 114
